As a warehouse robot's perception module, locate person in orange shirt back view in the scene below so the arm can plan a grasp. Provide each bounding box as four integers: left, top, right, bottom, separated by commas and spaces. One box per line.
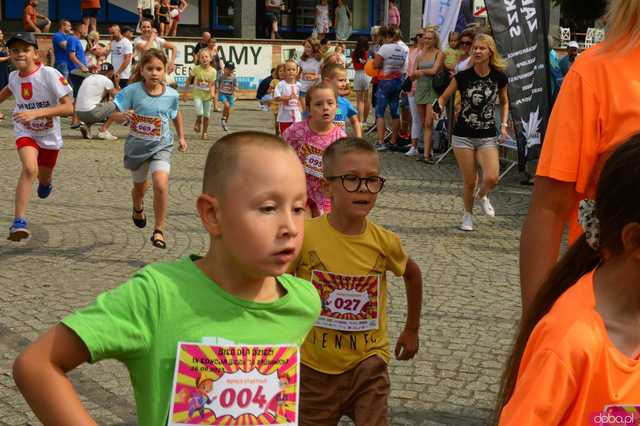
497, 136, 640, 426
519, 0, 640, 314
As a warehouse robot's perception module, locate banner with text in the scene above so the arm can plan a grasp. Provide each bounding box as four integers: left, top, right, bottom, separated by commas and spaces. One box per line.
485, 0, 551, 169
423, 0, 463, 50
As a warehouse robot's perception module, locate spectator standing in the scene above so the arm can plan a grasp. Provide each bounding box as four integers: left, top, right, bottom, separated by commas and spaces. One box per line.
52, 20, 72, 78
315, 0, 330, 41
80, 0, 100, 35
137, 0, 155, 25
192, 31, 211, 56
559, 41, 579, 76
67, 22, 90, 132
404, 33, 423, 158
156, 0, 171, 36
108, 24, 133, 89
23, 0, 51, 33
351, 37, 371, 125
134, 18, 177, 72
412, 27, 443, 163
74, 63, 119, 140
388, 0, 400, 29
265, 0, 284, 39
519, 0, 640, 312
168, 0, 187, 37
334, 0, 352, 41
373, 26, 409, 150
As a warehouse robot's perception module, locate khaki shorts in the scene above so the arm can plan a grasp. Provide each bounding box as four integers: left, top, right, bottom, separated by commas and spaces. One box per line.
300, 355, 389, 426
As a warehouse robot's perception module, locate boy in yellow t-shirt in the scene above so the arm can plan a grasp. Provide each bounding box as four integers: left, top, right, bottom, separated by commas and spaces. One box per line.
184, 49, 217, 139
291, 137, 423, 425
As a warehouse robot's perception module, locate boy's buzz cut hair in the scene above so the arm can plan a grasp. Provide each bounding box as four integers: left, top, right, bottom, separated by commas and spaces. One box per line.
321, 62, 346, 80
202, 131, 293, 195
323, 137, 378, 176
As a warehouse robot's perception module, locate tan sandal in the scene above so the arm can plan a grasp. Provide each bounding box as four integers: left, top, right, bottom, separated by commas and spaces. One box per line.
201, 132, 208, 140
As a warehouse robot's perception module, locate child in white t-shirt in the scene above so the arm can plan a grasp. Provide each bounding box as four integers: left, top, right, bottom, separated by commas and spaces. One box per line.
0, 33, 73, 241
273, 59, 303, 135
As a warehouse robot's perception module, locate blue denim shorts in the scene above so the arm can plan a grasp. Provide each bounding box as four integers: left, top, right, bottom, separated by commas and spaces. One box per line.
375, 78, 402, 119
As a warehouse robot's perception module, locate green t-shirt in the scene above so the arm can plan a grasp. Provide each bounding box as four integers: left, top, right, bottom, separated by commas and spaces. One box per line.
62, 255, 320, 426
191, 65, 217, 100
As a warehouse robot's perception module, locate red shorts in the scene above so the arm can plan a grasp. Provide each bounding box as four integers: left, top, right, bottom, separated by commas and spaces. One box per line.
279, 122, 294, 135
16, 137, 60, 169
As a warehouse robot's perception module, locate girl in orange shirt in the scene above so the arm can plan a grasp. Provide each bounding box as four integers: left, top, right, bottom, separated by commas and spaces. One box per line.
497, 135, 640, 425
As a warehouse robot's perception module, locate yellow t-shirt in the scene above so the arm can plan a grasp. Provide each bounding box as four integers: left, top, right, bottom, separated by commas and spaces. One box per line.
292, 215, 408, 374
191, 65, 217, 101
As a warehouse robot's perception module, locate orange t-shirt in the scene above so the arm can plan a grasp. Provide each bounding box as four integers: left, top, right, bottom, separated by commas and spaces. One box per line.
81, 0, 101, 9
23, 5, 36, 30
499, 271, 640, 425
537, 44, 640, 243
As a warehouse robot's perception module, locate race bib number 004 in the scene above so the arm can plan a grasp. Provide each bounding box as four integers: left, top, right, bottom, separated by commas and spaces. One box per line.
168, 343, 299, 426
311, 270, 380, 332
129, 113, 162, 141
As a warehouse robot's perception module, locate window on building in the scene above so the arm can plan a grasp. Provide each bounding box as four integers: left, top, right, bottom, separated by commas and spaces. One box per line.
214, 0, 234, 28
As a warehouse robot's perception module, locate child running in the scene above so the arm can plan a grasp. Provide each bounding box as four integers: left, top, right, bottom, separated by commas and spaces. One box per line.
112, 48, 187, 249
216, 60, 238, 132
274, 59, 303, 135
13, 131, 321, 426
0, 32, 73, 241
322, 62, 362, 137
269, 63, 286, 135
497, 136, 640, 424
291, 137, 423, 425
283, 82, 346, 218
185, 49, 217, 140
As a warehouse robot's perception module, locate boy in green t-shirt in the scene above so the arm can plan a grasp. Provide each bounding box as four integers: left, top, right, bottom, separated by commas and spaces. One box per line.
13, 131, 321, 426
185, 49, 217, 140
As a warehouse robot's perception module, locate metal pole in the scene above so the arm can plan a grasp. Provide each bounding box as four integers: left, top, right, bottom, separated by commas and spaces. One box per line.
384, 0, 389, 25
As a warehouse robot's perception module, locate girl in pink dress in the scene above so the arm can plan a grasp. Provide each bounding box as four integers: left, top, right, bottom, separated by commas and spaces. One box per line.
283, 82, 346, 217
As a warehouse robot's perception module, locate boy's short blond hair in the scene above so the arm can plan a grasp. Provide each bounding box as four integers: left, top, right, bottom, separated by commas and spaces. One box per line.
202, 131, 293, 195
322, 137, 378, 176
321, 62, 346, 80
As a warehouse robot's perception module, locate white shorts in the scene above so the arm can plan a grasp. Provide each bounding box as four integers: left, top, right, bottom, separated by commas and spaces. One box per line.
131, 156, 171, 183
353, 70, 371, 92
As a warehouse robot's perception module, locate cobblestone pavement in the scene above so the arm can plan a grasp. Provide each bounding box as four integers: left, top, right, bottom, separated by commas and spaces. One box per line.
0, 100, 530, 426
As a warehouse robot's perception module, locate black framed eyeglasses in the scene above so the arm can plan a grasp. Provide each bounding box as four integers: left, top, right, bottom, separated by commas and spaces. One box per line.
325, 174, 386, 194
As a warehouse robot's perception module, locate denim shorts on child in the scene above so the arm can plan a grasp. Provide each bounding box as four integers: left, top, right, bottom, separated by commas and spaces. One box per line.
452, 135, 498, 150
218, 93, 235, 107
130, 148, 172, 183
193, 98, 212, 118
300, 355, 389, 426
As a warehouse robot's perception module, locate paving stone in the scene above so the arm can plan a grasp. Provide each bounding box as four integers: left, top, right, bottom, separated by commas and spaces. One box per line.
0, 100, 528, 425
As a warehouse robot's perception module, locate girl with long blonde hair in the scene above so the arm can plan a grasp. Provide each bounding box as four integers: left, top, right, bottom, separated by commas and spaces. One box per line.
434, 33, 509, 231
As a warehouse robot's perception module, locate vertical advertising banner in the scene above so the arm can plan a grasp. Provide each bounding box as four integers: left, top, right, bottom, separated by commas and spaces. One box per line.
485, 0, 551, 169
423, 0, 464, 49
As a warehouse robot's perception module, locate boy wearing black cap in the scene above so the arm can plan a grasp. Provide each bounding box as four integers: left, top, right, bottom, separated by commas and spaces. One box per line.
216, 61, 238, 132
75, 62, 120, 140
0, 32, 73, 241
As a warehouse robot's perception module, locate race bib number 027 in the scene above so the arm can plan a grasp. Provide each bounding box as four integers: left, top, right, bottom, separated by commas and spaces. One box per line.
311, 270, 380, 332
168, 343, 299, 426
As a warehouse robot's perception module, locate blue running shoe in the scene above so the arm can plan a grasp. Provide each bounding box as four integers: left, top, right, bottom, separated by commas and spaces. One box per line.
37, 183, 52, 199
8, 217, 30, 241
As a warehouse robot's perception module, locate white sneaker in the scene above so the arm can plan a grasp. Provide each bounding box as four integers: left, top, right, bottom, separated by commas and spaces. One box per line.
477, 196, 496, 217
96, 130, 118, 140
405, 146, 417, 156
221, 118, 229, 132
460, 212, 474, 231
